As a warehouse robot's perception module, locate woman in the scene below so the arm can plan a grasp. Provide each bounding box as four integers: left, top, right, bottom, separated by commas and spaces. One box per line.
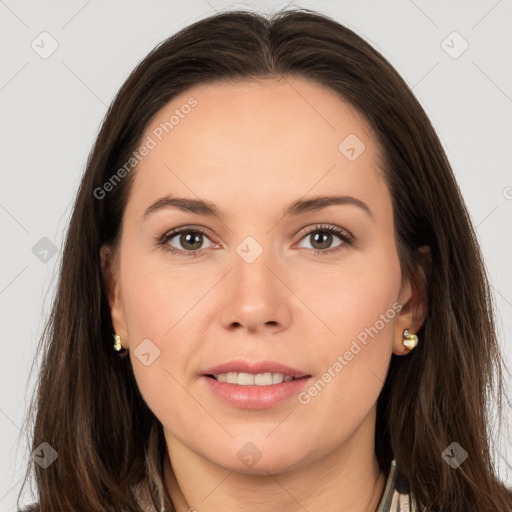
18, 8, 512, 512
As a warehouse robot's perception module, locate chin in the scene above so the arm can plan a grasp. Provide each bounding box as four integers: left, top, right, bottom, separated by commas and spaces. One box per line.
205, 439, 313, 476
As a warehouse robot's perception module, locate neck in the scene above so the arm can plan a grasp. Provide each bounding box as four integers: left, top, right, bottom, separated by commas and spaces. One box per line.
163, 411, 387, 512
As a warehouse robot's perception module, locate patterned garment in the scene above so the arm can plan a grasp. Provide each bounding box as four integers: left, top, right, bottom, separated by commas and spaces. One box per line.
377, 459, 418, 511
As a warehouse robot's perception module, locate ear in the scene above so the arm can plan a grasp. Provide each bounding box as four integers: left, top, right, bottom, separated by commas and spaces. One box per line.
392, 245, 431, 356
100, 244, 129, 350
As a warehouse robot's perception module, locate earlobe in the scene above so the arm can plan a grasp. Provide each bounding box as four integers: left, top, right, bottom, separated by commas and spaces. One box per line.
100, 245, 129, 349
392, 245, 431, 356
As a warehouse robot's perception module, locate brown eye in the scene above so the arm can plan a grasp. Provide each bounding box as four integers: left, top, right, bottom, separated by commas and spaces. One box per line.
174, 232, 204, 251
297, 225, 352, 254
161, 228, 215, 255
309, 231, 336, 250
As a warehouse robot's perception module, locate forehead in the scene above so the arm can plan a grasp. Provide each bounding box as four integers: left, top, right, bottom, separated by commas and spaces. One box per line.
128, 77, 388, 220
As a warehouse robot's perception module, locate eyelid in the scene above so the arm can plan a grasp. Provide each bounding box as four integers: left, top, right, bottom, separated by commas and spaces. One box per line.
162, 224, 216, 239
296, 223, 353, 242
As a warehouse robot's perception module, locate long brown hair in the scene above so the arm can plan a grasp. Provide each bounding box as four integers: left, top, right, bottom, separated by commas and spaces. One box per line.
18, 8, 512, 511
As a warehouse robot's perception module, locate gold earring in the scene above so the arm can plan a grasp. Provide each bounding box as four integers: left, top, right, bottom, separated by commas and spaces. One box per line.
403, 329, 418, 350
113, 334, 122, 351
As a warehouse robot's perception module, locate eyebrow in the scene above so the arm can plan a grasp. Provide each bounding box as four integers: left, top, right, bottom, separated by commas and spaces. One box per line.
141, 194, 374, 221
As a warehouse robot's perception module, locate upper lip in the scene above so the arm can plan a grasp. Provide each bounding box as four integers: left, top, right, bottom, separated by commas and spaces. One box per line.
201, 359, 310, 379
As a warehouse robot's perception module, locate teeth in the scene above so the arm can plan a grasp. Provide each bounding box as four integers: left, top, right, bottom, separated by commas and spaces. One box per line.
213, 372, 296, 386
238, 372, 255, 385
254, 372, 272, 385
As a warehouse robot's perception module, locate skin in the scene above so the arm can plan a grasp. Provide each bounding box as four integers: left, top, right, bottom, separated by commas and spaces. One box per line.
103, 77, 429, 512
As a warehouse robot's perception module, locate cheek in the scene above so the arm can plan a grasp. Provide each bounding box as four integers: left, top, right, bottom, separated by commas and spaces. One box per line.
302, 244, 401, 407
120, 249, 212, 341
119, 249, 221, 418
122, 276, 200, 382
122, 265, 204, 436
317, 246, 401, 351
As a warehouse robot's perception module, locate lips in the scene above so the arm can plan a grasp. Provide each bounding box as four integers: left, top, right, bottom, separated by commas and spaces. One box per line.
200, 359, 311, 409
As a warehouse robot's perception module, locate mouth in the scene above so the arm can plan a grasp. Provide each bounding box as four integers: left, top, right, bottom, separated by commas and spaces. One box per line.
200, 362, 312, 409
200, 359, 311, 388
204, 372, 308, 386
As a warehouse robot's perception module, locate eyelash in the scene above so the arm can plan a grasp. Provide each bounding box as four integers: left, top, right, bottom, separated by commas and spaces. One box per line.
157, 224, 353, 258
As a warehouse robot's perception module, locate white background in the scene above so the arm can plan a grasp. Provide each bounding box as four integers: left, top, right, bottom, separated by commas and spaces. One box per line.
1, 0, 511, 509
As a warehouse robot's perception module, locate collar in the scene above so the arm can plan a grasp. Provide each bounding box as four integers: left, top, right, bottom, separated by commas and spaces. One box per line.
376, 459, 418, 511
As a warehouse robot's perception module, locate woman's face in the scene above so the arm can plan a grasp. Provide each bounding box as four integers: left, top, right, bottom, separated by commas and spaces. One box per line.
106, 77, 420, 474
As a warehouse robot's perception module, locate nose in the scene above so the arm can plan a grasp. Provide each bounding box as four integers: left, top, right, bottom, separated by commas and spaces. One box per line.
218, 242, 293, 336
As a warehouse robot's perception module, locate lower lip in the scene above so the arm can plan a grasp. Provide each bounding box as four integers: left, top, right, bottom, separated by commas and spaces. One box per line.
201, 376, 311, 409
